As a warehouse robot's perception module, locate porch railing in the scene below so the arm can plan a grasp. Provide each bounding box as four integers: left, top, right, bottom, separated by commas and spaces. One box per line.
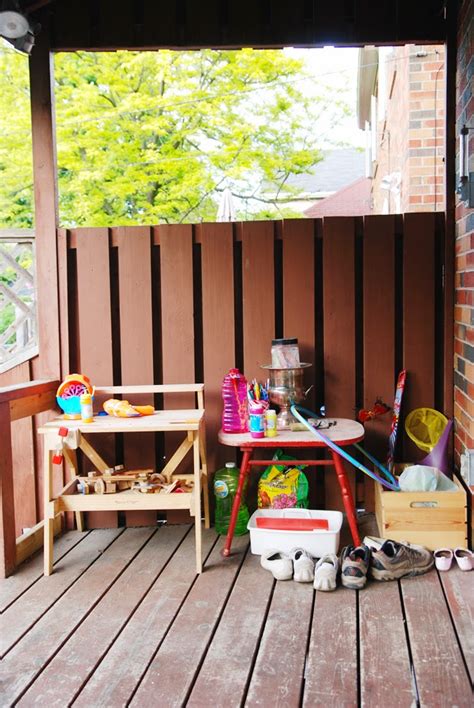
0, 230, 38, 374
0, 378, 59, 577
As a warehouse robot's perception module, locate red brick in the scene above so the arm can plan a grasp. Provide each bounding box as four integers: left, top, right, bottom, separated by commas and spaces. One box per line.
456, 289, 474, 306
464, 272, 474, 287
455, 234, 471, 253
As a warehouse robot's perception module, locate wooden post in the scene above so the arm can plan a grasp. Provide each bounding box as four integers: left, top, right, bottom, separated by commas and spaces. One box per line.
29, 12, 61, 380
0, 402, 16, 577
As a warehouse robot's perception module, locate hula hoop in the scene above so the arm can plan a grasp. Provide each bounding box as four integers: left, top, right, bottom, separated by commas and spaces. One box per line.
290, 404, 400, 492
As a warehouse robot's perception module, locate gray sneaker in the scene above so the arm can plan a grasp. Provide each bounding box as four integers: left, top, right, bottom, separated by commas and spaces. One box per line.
370, 539, 434, 581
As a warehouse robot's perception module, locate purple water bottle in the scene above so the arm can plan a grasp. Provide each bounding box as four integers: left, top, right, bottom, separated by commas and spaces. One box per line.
221, 368, 249, 433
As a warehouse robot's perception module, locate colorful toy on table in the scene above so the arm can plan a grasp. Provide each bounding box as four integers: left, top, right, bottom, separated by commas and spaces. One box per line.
56, 374, 94, 420
103, 399, 155, 418
248, 379, 269, 438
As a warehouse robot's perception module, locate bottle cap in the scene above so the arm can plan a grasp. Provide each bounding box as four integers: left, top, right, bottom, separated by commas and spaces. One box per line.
225, 462, 236, 468
271, 337, 298, 345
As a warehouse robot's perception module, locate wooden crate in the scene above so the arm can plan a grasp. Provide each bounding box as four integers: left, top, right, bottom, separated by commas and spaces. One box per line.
375, 475, 468, 551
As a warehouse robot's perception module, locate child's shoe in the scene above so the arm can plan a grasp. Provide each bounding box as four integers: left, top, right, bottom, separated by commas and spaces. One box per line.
340, 544, 371, 589
434, 548, 453, 571
290, 548, 314, 583
314, 554, 338, 591
260, 549, 293, 580
453, 548, 473, 571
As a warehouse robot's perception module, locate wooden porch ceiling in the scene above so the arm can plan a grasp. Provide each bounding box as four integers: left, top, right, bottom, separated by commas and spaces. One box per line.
22, 0, 447, 51
1, 522, 472, 706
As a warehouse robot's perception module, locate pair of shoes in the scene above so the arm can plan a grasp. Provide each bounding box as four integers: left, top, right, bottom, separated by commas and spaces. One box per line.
260, 547, 314, 582
340, 544, 371, 589
434, 547, 473, 571
370, 539, 434, 581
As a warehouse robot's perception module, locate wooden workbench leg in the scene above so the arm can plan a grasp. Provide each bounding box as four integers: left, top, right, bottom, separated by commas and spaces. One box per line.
331, 450, 361, 547
222, 448, 252, 558
193, 431, 202, 574
43, 445, 54, 576
63, 448, 84, 532
199, 422, 210, 529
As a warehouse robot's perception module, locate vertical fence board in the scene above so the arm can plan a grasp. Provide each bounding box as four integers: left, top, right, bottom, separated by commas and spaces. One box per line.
363, 215, 396, 509
241, 221, 275, 380
201, 223, 235, 473
323, 217, 357, 510
75, 228, 117, 528
282, 219, 319, 503
282, 218, 316, 393
403, 213, 436, 462
116, 227, 155, 526
159, 224, 196, 519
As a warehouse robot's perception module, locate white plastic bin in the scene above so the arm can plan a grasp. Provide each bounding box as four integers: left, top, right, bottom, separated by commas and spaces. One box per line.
247, 508, 343, 557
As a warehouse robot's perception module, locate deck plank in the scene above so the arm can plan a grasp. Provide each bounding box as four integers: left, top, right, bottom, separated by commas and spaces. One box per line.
245, 579, 314, 707
440, 567, 474, 683
0, 530, 89, 613
74, 528, 219, 707
16, 525, 189, 706
187, 550, 274, 707
0, 528, 153, 705
0, 529, 122, 656
129, 536, 249, 708
359, 581, 414, 707
401, 571, 473, 707
303, 588, 358, 707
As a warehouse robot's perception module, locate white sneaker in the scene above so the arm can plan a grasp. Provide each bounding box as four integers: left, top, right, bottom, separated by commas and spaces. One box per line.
314, 554, 338, 591
260, 549, 293, 580
290, 548, 314, 583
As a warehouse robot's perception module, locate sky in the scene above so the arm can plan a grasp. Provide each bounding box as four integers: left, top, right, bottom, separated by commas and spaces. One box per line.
284, 46, 366, 149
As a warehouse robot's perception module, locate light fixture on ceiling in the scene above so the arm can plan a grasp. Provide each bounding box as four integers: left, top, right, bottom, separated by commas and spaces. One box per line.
0, 1, 38, 54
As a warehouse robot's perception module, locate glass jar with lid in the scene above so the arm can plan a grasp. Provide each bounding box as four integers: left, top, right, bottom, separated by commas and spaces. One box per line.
271, 338, 300, 368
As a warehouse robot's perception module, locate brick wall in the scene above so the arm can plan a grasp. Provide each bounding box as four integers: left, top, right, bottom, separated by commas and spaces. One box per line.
455, 0, 474, 465
372, 45, 445, 213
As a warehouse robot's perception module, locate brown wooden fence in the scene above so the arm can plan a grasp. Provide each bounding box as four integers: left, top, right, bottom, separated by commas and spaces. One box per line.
1, 212, 450, 543
61, 213, 449, 511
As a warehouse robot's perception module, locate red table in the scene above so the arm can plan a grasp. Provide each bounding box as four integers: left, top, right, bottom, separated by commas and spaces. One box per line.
218, 419, 365, 557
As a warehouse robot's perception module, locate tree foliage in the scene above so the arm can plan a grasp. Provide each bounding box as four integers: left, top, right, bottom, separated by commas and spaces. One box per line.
0, 44, 352, 227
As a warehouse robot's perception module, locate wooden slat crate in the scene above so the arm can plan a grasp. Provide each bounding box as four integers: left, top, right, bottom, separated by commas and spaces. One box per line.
375, 476, 468, 551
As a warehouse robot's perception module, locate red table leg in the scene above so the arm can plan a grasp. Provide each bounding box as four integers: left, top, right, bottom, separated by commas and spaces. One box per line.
222, 448, 252, 557
330, 450, 361, 547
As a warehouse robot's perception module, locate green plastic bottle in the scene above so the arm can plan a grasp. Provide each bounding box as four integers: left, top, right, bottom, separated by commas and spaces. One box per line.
214, 462, 249, 536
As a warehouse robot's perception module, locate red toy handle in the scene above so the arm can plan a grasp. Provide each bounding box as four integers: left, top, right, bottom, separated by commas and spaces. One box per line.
255, 518, 329, 531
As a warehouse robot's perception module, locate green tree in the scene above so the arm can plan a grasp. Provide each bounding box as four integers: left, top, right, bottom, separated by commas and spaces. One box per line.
0, 45, 352, 227
0, 42, 33, 228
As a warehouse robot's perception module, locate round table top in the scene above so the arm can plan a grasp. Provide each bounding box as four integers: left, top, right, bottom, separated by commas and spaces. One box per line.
218, 418, 364, 448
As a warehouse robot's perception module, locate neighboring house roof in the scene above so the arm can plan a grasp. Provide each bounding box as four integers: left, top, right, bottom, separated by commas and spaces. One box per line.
285, 148, 365, 195
304, 177, 372, 217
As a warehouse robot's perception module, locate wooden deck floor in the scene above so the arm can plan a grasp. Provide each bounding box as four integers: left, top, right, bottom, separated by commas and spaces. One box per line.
0, 523, 472, 707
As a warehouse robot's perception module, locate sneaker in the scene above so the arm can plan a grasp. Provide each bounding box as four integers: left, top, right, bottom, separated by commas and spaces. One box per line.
314, 554, 338, 591
370, 539, 434, 581
260, 549, 293, 581
340, 545, 371, 589
290, 548, 314, 583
